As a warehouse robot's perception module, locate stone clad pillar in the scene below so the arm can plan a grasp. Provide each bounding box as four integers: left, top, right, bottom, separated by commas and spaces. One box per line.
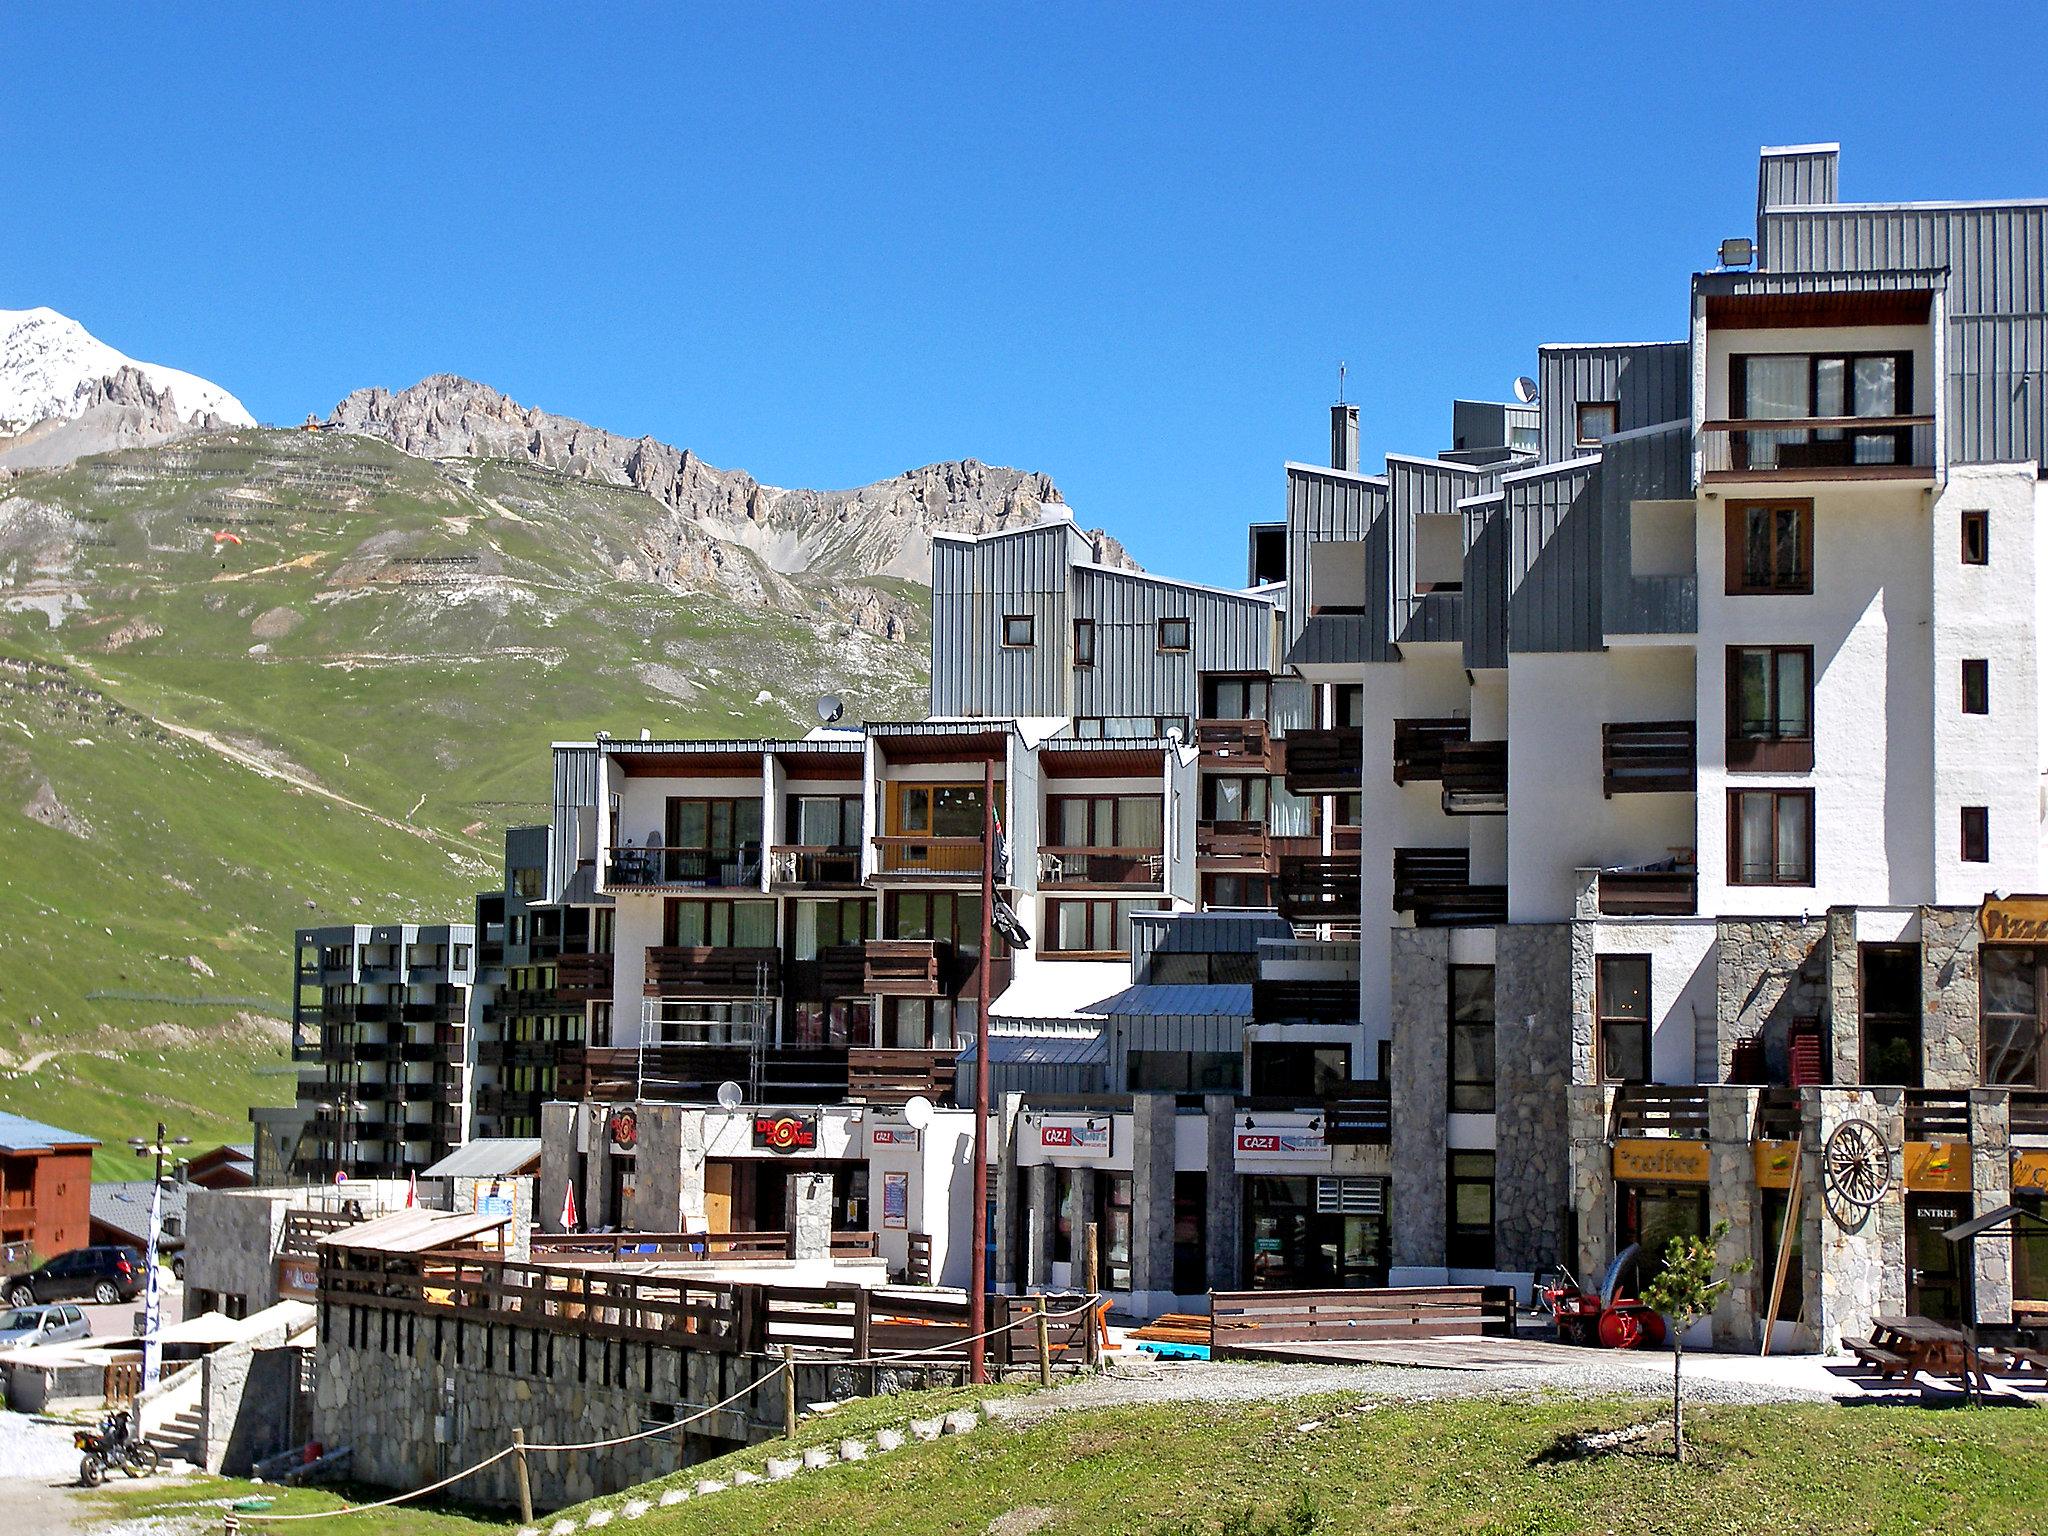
1920, 908, 1982, 1088
1022, 1162, 1055, 1290
1805, 1088, 1907, 1348
1495, 923, 1574, 1276
1131, 1095, 1178, 1298
1204, 1095, 1241, 1292
1970, 1090, 2013, 1326
786, 1169, 833, 1261
1708, 1087, 1762, 1350
1390, 927, 1450, 1271
1566, 1084, 1616, 1280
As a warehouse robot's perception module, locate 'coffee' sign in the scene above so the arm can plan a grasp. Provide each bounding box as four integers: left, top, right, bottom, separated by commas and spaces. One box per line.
1612, 1138, 1710, 1184
752, 1112, 818, 1154
1980, 895, 2048, 942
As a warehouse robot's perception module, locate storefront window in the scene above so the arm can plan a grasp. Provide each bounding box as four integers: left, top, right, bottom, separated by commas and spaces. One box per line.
1243, 1176, 1387, 1290
1981, 948, 2046, 1087
2014, 1192, 2048, 1311
1173, 1173, 1208, 1295
1097, 1172, 1134, 1291
1617, 1183, 1707, 1290
1760, 1188, 1805, 1323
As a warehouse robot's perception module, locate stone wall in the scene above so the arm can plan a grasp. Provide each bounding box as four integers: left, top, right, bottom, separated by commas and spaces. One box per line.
1203, 1094, 1242, 1292
185, 1188, 291, 1314
1803, 1088, 1907, 1347
1130, 1096, 1178, 1296
1389, 927, 1449, 1269
1969, 1090, 2013, 1325
1565, 1084, 1616, 1279
1824, 909, 1859, 1084
1920, 907, 1982, 1088
1717, 918, 1826, 1084
1494, 924, 1575, 1274
1706, 1089, 1764, 1350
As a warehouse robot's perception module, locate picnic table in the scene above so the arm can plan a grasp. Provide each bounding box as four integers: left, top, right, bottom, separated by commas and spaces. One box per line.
1847, 1315, 1997, 1390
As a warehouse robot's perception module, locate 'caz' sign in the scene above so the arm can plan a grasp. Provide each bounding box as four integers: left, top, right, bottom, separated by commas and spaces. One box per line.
1035, 1117, 1111, 1156
752, 1112, 819, 1154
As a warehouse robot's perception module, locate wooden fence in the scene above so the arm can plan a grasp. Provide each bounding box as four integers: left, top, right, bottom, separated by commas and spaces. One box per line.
1210, 1286, 1515, 1357
526, 1231, 879, 1264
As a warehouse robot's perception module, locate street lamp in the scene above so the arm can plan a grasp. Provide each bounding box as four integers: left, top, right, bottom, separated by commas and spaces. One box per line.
129, 1122, 190, 1389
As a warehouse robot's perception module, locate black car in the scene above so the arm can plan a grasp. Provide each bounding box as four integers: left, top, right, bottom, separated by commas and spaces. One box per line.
6, 1246, 145, 1307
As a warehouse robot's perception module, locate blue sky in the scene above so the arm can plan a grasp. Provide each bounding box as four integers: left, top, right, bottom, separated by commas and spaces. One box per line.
5, 3, 2044, 584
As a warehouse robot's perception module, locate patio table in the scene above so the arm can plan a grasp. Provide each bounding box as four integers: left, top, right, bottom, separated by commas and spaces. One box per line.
1870, 1314, 1991, 1390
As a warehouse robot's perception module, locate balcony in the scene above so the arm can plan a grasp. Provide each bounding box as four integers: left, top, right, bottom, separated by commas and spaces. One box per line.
1283, 727, 1362, 794
1439, 739, 1506, 815
871, 835, 983, 879
556, 951, 613, 1002
1613, 1084, 1710, 1139
1602, 721, 1696, 796
642, 946, 780, 997
1392, 847, 1507, 928
1597, 867, 1697, 917
1904, 1089, 1972, 1141
1252, 977, 1358, 1024
768, 845, 864, 890
1699, 417, 1936, 483
1195, 820, 1270, 869
864, 939, 948, 997
847, 1047, 959, 1104
568, 1044, 853, 1105
1196, 718, 1279, 772
1039, 846, 1165, 889
1275, 855, 1361, 924
786, 944, 871, 1000
1391, 718, 1468, 785
606, 846, 763, 891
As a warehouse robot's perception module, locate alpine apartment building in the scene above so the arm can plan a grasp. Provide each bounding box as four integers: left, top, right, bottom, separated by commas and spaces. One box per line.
257, 142, 2048, 1350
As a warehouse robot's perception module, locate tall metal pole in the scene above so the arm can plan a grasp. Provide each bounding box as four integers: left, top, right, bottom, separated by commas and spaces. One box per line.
131, 1120, 186, 1390
968, 755, 995, 1384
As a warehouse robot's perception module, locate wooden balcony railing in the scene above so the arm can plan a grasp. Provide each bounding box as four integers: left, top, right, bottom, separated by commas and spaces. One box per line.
786, 944, 871, 1000
556, 950, 613, 1001
1324, 1093, 1392, 1146
864, 938, 948, 997
1195, 820, 1270, 866
1252, 976, 1359, 1024
1598, 868, 1698, 917
1284, 727, 1362, 794
1613, 1084, 1710, 1139
1039, 846, 1165, 888
1392, 717, 1468, 785
871, 835, 983, 877
2012, 1090, 2048, 1138
768, 845, 864, 888
1699, 416, 1937, 481
1195, 717, 1277, 770
847, 1047, 959, 1104
607, 846, 763, 890
1275, 855, 1361, 924
642, 946, 780, 996
1904, 1089, 1973, 1141
1440, 739, 1507, 814
1391, 846, 1506, 928
1602, 721, 1696, 796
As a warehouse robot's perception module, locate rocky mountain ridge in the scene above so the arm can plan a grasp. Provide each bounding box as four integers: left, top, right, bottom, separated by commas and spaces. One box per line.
0, 306, 252, 433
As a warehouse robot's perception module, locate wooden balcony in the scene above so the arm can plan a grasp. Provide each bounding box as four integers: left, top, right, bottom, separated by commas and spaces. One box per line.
1904, 1089, 1972, 1141
1439, 739, 1506, 815
847, 1047, 959, 1104
768, 844, 864, 890
642, 945, 780, 997
1391, 847, 1507, 928
2010, 1090, 2048, 1137
1391, 717, 1468, 785
1196, 717, 1279, 771
1602, 721, 1696, 796
1283, 727, 1362, 794
865, 938, 948, 997
871, 835, 983, 879
556, 951, 613, 1002
1039, 846, 1165, 889
1699, 416, 1937, 483
786, 944, 871, 1000
1597, 868, 1697, 917
1275, 855, 1361, 924
1196, 820, 1270, 870
1613, 1084, 1710, 1139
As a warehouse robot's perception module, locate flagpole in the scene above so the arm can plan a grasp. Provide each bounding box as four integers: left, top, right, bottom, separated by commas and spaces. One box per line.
969, 755, 994, 1384
128, 1121, 188, 1391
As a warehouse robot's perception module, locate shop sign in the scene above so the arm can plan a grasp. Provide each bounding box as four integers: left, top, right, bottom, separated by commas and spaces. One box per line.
1612, 1138, 1710, 1185
467, 1178, 514, 1217
607, 1106, 638, 1150
1035, 1116, 1112, 1158
2013, 1150, 2048, 1195
871, 1126, 921, 1149
1752, 1140, 1798, 1190
276, 1256, 320, 1300
882, 1170, 909, 1230
1979, 895, 2048, 942
1904, 1139, 1970, 1193
752, 1112, 818, 1155
1232, 1115, 1326, 1167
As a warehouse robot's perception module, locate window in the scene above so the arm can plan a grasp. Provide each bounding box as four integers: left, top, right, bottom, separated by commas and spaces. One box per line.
1201, 873, 1272, 909
1128, 1051, 1242, 1093
1148, 950, 1257, 985
1247, 1042, 1348, 1098
1981, 948, 2047, 1087
1576, 400, 1619, 445
1157, 617, 1191, 653
1961, 805, 1990, 864
1962, 659, 1989, 716
791, 898, 873, 958
1596, 956, 1651, 1084
1724, 501, 1813, 594
1201, 774, 1270, 825
1860, 944, 1922, 1087
1002, 614, 1035, 648
662, 899, 775, 948
1447, 1152, 1496, 1270
787, 794, 862, 849
1726, 645, 1814, 772
1728, 789, 1815, 885
1448, 966, 1496, 1113
1961, 510, 1990, 566
1618, 1185, 1707, 1291
1097, 1173, 1134, 1291
1047, 795, 1164, 850
1044, 898, 1143, 956
1072, 618, 1095, 668
1331, 684, 1365, 728
1761, 1188, 1805, 1324
1201, 675, 1270, 720
1731, 351, 1913, 468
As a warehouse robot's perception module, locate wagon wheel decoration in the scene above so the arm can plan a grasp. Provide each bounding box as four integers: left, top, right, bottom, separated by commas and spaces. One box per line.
1823, 1118, 1892, 1216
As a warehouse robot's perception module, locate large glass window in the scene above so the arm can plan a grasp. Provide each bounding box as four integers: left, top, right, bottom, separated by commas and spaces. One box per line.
2015, 1191, 2048, 1312
1861, 943, 1923, 1087
663, 899, 775, 948
893, 783, 991, 838
1617, 1184, 1707, 1291
1247, 1042, 1347, 1098
1981, 948, 2046, 1088
1447, 1152, 1496, 1269
1048, 795, 1164, 849
1597, 955, 1651, 1084
788, 794, 862, 848
1201, 675, 1270, 720
1449, 966, 1497, 1113
1202, 774, 1270, 824
1201, 873, 1273, 909
1732, 351, 1912, 468
1097, 1173, 1134, 1291
1173, 1173, 1208, 1295
791, 899, 873, 958
1729, 789, 1815, 885
1044, 898, 1143, 956
1128, 1051, 1242, 1093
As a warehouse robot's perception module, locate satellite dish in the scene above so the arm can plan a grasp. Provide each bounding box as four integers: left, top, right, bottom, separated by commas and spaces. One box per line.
816, 694, 845, 725
1512, 376, 1539, 405
902, 1095, 935, 1131
715, 1080, 744, 1110
1163, 725, 1185, 748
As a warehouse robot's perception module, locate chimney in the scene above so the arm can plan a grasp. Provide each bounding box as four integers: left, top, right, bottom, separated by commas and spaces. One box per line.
1330, 403, 1360, 473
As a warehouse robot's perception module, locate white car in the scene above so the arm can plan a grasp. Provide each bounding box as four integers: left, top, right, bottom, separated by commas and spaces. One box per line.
0, 1303, 91, 1349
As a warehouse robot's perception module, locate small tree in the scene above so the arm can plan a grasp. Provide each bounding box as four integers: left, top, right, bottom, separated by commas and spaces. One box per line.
1640, 1222, 1751, 1461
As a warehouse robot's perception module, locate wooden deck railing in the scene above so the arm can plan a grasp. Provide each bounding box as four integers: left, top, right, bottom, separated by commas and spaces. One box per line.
1601, 721, 1696, 796
1612, 1083, 1710, 1139
1210, 1286, 1514, 1358
871, 836, 984, 877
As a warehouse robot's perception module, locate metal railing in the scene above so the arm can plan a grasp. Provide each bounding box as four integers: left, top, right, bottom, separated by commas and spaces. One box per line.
768, 844, 864, 887
606, 846, 764, 889
1698, 416, 1936, 478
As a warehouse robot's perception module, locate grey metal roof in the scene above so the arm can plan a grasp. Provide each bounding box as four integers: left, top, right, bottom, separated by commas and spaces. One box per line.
955, 1032, 1108, 1066
420, 1138, 543, 1179
1092, 983, 1253, 1019
0, 1111, 97, 1153
89, 1180, 185, 1242
594, 737, 859, 755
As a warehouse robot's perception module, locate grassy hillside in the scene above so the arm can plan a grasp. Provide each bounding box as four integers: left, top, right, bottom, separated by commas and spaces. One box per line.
0, 429, 932, 1168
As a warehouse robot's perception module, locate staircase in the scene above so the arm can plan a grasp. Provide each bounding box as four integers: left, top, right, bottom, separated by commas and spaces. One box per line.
147, 1402, 204, 1465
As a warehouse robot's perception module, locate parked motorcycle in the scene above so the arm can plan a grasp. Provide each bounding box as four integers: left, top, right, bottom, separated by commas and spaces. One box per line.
75, 1409, 160, 1486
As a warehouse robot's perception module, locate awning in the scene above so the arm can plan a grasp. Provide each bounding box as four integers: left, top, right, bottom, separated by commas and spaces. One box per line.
422, 1137, 543, 1180
956, 1031, 1108, 1067
988, 961, 1124, 1022
316, 1209, 510, 1255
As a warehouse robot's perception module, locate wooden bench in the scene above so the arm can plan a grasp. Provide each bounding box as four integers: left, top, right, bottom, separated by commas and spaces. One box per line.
1843, 1337, 1912, 1378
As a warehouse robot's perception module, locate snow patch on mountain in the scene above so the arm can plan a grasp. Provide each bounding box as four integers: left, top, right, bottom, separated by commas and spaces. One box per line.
0, 307, 253, 432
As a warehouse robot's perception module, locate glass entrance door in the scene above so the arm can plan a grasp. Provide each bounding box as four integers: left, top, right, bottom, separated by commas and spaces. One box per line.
1907, 1197, 1967, 1321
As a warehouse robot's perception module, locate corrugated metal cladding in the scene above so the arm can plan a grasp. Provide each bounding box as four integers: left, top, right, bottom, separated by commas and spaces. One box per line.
928, 526, 1073, 718
1388, 457, 1516, 646
1505, 462, 1603, 653
1757, 145, 1840, 219
1598, 423, 1697, 638
1537, 344, 1690, 463
547, 747, 600, 903
1131, 911, 1289, 979
1104, 1013, 1246, 1085
1071, 568, 1273, 720
1761, 202, 2048, 469
1461, 493, 1508, 670
1284, 465, 1391, 664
